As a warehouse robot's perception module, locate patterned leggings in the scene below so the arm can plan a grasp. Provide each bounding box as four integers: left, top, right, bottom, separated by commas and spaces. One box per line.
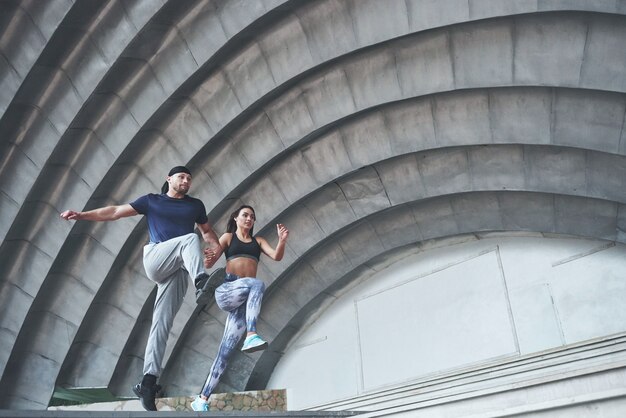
200, 273, 265, 398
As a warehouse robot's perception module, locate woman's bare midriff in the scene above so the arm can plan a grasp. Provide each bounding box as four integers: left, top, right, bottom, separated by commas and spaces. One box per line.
226, 257, 258, 278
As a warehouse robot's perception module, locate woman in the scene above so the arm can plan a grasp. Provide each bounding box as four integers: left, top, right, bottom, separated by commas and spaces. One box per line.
191, 205, 289, 412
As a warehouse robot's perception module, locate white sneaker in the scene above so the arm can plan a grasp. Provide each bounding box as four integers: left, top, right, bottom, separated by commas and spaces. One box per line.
190, 395, 209, 412
241, 334, 268, 353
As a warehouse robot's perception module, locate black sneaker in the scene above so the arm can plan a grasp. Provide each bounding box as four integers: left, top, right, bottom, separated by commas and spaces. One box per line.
195, 268, 225, 305
132, 382, 161, 411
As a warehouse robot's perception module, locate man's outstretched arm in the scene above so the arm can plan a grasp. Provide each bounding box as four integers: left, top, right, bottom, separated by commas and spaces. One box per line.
60, 204, 138, 222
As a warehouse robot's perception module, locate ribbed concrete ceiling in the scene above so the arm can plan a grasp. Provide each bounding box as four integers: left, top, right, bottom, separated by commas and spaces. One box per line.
1, 0, 626, 409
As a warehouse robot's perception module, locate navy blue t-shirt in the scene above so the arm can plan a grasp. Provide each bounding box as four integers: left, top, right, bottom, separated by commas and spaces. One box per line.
129, 193, 208, 243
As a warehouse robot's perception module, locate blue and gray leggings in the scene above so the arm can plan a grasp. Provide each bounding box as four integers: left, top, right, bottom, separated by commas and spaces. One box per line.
200, 273, 265, 398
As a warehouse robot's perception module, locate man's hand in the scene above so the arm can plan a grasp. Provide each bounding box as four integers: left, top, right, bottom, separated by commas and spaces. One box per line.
60, 210, 81, 220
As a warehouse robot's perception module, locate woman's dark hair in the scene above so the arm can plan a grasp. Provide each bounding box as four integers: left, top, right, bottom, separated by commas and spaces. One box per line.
227, 205, 255, 235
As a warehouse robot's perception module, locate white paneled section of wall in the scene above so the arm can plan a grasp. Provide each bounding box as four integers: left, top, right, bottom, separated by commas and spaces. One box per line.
267, 235, 626, 410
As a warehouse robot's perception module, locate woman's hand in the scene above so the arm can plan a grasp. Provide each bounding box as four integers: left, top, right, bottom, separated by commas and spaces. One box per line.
258, 225, 289, 261
277, 223, 289, 242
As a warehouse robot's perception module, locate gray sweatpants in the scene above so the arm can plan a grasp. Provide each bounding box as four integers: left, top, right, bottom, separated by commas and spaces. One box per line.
142, 232, 205, 377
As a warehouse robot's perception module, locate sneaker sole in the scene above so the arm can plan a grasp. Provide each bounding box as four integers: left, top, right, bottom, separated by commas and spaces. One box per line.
242, 341, 268, 353
196, 268, 225, 304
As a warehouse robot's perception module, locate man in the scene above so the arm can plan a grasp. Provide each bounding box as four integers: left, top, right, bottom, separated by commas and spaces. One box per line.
60, 166, 222, 411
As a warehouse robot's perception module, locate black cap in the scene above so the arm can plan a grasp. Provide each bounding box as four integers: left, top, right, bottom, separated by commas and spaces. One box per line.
168, 166, 191, 176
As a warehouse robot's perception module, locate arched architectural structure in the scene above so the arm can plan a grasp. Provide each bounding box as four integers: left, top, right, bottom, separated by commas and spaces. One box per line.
1, 0, 626, 413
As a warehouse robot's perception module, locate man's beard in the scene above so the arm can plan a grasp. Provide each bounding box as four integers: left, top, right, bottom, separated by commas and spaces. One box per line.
173, 184, 189, 195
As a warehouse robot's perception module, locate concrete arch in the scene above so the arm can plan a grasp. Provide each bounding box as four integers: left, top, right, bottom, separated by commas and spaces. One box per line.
2, 9, 620, 314
1, 1, 626, 410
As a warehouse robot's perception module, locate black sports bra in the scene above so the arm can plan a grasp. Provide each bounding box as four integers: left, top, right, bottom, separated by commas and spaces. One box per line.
225, 232, 261, 262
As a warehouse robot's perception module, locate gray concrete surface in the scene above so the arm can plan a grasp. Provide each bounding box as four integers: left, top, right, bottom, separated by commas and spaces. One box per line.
1, 0, 626, 414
